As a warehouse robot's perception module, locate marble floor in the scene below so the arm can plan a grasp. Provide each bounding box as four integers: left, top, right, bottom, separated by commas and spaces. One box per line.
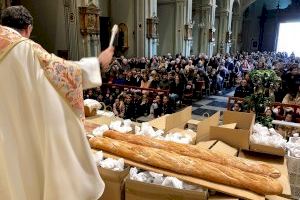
136, 88, 235, 122
191, 89, 235, 120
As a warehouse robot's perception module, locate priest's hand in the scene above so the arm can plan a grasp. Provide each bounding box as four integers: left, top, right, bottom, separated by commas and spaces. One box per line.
98, 47, 114, 72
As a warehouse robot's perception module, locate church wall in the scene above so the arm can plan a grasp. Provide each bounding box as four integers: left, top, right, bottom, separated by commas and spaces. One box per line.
241, 0, 262, 52
110, 0, 135, 57
157, 2, 176, 56
21, 0, 67, 55
99, 0, 110, 17
241, 0, 292, 52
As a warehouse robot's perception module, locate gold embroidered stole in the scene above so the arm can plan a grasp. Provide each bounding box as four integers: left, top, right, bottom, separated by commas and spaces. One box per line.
0, 25, 27, 61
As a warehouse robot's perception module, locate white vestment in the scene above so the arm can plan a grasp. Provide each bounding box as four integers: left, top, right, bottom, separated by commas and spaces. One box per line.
0, 27, 104, 200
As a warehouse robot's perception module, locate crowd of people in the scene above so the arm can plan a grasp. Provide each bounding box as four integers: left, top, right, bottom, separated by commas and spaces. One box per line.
84, 51, 300, 121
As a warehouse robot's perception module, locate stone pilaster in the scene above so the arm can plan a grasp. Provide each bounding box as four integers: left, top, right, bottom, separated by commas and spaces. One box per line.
134, 0, 157, 57
63, 0, 81, 59
217, 9, 231, 54
195, 1, 216, 57
182, 0, 193, 57
231, 14, 242, 53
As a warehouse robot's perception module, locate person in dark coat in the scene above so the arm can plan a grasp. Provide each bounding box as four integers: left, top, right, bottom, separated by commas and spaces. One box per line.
162, 95, 174, 115
234, 79, 252, 98
123, 94, 135, 120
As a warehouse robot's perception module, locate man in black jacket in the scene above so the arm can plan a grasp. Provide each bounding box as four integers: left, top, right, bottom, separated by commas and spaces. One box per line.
234, 79, 252, 98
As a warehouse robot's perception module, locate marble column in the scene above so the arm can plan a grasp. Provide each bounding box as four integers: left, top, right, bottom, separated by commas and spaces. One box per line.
135, 0, 157, 58
196, 1, 216, 57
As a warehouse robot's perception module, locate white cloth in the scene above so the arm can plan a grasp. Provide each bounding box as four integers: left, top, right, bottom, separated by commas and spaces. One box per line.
0, 40, 104, 200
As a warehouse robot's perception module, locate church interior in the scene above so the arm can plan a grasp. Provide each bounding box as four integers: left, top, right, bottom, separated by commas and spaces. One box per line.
1, 0, 300, 200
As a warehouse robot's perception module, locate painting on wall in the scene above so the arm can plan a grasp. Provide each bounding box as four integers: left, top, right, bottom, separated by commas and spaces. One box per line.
252, 41, 258, 48
184, 24, 193, 40
209, 28, 215, 42
79, 4, 100, 35
146, 16, 159, 39
226, 31, 232, 43
117, 23, 128, 50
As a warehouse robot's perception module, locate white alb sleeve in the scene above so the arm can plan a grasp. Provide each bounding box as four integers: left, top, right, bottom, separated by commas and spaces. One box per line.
76, 57, 102, 90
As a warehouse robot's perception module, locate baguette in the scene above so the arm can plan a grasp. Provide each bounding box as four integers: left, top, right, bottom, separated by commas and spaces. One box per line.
103, 130, 280, 178
90, 137, 283, 195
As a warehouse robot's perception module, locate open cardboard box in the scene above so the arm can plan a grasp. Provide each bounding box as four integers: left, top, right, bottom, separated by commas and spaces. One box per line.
148, 107, 192, 131
209, 111, 255, 150
238, 150, 291, 199
249, 143, 285, 157
208, 194, 239, 200
85, 115, 135, 134
196, 111, 221, 142
167, 128, 197, 144
125, 174, 208, 200
97, 164, 130, 200
148, 108, 221, 144
187, 119, 202, 132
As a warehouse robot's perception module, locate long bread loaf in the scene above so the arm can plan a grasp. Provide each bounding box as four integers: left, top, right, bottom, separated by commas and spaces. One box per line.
103, 130, 280, 178
89, 137, 283, 195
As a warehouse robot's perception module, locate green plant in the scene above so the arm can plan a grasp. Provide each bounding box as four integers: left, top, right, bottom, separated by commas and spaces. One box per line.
244, 70, 281, 123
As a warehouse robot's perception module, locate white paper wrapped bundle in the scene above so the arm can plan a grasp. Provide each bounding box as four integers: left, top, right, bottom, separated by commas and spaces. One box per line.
251, 123, 287, 148
129, 167, 204, 191
93, 150, 125, 171
84, 99, 101, 117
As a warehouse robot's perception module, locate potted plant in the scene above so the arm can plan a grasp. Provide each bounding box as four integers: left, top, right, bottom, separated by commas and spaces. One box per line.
244, 70, 281, 127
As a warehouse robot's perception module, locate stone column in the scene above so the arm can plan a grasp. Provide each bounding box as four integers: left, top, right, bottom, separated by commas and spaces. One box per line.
173, 0, 192, 57
217, 9, 231, 54
182, 0, 193, 57
63, 0, 81, 59
231, 14, 242, 53
196, 1, 216, 57
134, 0, 157, 58
174, 0, 185, 55
63, 0, 101, 59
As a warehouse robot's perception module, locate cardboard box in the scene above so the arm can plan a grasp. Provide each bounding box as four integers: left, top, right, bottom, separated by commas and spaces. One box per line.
196, 112, 221, 143
187, 119, 201, 132
102, 152, 264, 200
148, 107, 192, 131
98, 166, 130, 200
167, 128, 197, 144
219, 123, 237, 129
210, 141, 238, 156
250, 143, 285, 157
238, 150, 291, 198
196, 140, 217, 150
125, 176, 208, 200
209, 111, 255, 150
208, 194, 239, 200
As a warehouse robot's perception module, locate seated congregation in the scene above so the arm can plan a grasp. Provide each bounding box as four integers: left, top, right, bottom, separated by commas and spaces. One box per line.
84, 51, 300, 123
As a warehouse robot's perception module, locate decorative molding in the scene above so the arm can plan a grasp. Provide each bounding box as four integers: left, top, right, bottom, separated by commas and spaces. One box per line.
79, 4, 100, 36
63, 0, 71, 7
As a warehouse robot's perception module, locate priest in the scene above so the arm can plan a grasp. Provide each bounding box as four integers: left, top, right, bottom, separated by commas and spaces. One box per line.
0, 6, 114, 200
